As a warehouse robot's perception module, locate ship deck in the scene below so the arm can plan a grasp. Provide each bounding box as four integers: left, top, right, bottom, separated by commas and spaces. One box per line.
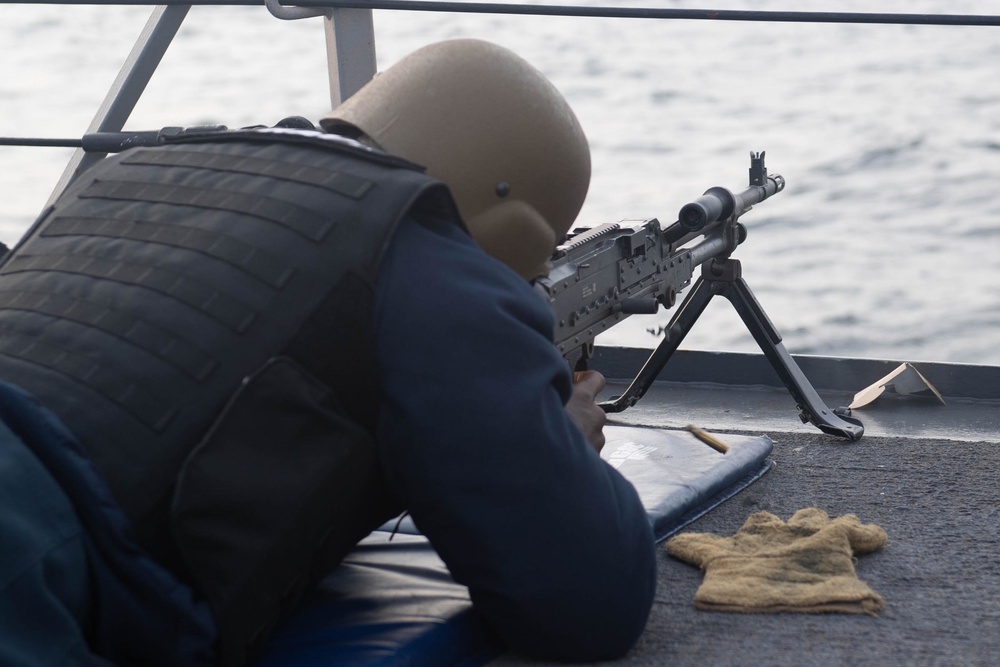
493, 347, 1000, 667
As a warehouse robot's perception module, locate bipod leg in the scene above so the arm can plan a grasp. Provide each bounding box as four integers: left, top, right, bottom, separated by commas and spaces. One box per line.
600, 257, 864, 441
708, 259, 864, 440
599, 275, 716, 413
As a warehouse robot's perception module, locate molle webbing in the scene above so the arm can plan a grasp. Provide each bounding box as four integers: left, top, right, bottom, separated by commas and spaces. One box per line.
0, 288, 216, 382
0, 327, 177, 431
120, 147, 375, 200
0, 132, 448, 529
1, 251, 259, 333
80, 178, 336, 242
39, 215, 296, 289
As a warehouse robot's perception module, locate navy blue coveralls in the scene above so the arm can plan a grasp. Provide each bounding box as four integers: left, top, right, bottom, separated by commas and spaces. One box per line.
0, 152, 656, 666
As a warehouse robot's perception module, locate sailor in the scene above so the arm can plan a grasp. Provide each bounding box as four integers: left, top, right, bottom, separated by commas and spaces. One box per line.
0, 39, 655, 665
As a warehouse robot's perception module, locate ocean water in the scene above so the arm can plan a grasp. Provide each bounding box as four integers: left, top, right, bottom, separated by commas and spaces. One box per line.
2, 0, 998, 365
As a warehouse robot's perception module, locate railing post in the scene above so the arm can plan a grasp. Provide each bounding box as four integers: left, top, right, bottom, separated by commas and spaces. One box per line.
323, 8, 377, 108
46, 4, 191, 206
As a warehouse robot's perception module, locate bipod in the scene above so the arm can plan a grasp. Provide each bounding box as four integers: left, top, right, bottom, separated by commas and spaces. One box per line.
599, 257, 865, 441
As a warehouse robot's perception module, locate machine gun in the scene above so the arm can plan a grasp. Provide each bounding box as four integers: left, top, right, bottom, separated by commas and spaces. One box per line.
535, 153, 864, 441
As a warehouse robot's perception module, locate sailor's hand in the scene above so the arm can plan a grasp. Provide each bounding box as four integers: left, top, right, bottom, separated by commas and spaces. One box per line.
566, 370, 608, 453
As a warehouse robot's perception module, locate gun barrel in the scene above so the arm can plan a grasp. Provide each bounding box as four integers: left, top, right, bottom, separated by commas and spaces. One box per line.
739, 172, 785, 210
677, 173, 784, 232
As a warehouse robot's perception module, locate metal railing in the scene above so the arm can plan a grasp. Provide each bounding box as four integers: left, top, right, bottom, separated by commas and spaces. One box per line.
3, 0, 999, 205
8, 0, 1000, 26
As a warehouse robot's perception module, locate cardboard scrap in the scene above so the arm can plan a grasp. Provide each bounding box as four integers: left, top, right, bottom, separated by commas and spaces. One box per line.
849, 363, 946, 409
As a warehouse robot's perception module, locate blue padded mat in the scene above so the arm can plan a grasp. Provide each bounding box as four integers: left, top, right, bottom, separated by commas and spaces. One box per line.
602, 425, 774, 542
255, 533, 498, 667
257, 426, 772, 666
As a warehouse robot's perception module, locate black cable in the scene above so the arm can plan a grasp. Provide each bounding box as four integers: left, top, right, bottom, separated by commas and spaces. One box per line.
0, 137, 82, 148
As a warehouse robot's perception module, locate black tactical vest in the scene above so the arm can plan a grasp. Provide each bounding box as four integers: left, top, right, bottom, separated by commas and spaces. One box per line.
0, 129, 458, 665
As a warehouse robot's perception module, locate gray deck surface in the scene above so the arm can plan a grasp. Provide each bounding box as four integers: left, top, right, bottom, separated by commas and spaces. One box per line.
491, 349, 1000, 667
492, 431, 999, 667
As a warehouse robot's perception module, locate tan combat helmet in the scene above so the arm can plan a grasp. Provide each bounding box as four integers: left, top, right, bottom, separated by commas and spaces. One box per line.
321, 38, 591, 280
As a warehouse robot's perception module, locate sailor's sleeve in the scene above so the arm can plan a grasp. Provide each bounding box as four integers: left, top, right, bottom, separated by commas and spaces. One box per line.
373, 214, 656, 661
